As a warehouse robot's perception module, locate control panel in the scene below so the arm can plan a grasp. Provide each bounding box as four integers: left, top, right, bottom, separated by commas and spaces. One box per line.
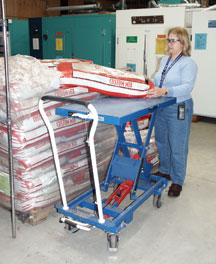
131, 16, 164, 24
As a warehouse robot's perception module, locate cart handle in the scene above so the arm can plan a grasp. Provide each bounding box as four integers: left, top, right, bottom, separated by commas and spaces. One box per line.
41, 95, 89, 107
39, 95, 105, 224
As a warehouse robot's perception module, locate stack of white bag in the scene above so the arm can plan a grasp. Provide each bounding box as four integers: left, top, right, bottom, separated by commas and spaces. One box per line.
0, 55, 116, 213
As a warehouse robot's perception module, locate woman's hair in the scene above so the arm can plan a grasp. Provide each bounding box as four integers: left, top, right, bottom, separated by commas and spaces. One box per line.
168, 27, 191, 56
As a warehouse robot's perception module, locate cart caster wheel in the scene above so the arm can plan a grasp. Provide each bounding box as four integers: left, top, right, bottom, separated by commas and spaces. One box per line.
153, 194, 163, 208
64, 223, 79, 233
60, 218, 79, 233
107, 233, 119, 252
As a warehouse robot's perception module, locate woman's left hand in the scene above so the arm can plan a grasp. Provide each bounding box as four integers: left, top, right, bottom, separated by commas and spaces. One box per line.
146, 87, 168, 98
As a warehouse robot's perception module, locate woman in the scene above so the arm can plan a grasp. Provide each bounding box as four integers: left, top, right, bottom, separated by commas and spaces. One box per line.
147, 27, 198, 197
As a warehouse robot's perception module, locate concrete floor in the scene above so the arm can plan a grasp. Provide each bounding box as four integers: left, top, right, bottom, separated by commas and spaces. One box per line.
0, 117, 216, 264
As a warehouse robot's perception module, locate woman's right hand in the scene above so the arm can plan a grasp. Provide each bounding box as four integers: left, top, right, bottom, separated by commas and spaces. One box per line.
146, 87, 168, 98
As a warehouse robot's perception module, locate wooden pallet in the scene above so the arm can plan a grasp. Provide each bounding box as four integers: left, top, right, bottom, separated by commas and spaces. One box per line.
15, 205, 56, 225
28, 205, 56, 225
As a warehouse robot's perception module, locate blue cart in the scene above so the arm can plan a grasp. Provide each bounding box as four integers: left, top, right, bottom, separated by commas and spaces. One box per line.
39, 95, 176, 251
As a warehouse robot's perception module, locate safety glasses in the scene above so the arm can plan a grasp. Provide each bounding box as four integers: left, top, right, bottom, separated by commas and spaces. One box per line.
167, 38, 180, 44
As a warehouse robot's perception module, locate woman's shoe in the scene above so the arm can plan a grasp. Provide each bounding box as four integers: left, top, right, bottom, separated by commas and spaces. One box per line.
154, 171, 171, 181
168, 184, 182, 197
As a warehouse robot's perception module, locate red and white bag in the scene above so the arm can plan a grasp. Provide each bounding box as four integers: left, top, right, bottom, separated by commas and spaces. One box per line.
55, 61, 154, 97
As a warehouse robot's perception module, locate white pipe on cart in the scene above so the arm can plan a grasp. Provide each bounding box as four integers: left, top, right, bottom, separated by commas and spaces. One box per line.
60, 217, 91, 231
87, 104, 105, 224
73, 104, 105, 224
38, 100, 69, 210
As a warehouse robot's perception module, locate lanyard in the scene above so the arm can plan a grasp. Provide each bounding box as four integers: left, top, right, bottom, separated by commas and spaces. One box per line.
159, 52, 183, 88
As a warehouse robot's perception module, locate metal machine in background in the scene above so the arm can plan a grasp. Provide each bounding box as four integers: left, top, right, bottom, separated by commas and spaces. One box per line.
115, 7, 216, 118
29, 14, 116, 67
0, 19, 30, 57
115, 7, 186, 78
191, 10, 216, 118
0, 31, 10, 56
29, 17, 43, 59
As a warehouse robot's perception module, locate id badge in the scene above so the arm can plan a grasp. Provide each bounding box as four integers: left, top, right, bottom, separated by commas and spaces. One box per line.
178, 104, 185, 120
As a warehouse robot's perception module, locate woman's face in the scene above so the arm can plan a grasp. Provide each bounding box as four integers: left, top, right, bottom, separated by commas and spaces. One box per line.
167, 33, 183, 57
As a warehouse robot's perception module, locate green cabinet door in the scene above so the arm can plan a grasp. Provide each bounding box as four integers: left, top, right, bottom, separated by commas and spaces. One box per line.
42, 14, 115, 67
